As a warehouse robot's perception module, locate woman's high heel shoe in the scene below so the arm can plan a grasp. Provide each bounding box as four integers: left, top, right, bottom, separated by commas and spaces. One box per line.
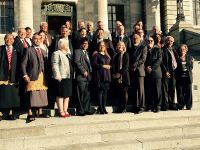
59, 112, 66, 118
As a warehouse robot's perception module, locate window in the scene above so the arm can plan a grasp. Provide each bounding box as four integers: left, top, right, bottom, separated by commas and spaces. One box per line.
0, 0, 14, 33
193, 0, 200, 25
108, 5, 124, 33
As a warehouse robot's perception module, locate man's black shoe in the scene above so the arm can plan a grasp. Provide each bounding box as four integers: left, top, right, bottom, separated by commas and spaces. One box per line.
5, 115, 16, 120
76, 112, 85, 116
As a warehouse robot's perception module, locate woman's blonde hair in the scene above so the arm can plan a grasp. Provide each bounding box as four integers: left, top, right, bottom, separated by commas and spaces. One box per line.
179, 44, 188, 52
116, 41, 126, 52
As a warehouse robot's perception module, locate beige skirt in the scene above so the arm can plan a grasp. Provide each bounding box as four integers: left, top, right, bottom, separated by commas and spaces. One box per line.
26, 72, 48, 107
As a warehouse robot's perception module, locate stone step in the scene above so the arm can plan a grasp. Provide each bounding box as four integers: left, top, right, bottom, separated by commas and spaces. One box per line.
44, 134, 200, 150
100, 124, 200, 142
1, 110, 200, 149
0, 133, 101, 150
2, 115, 200, 139
2, 124, 200, 149
2, 109, 200, 129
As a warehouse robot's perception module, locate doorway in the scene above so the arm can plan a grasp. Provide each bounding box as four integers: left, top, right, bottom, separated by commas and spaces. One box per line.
48, 16, 71, 36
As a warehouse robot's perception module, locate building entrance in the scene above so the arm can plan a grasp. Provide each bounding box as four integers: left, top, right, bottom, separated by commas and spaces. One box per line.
48, 16, 71, 35
41, 2, 76, 36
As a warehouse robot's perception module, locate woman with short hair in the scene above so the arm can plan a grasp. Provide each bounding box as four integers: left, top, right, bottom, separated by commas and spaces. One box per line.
51, 39, 73, 117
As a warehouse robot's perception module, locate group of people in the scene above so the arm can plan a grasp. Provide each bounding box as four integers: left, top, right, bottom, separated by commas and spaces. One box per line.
0, 20, 194, 122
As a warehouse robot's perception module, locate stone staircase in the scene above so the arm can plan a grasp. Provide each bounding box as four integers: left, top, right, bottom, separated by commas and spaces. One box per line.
1, 109, 200, 150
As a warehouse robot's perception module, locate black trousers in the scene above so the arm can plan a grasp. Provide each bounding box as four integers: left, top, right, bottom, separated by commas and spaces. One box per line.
162, 77, 176, 108
145, 77, 162, 110
130, 74, 145, 109
114, 84, 129, 112
76, 80, 91, 114
176, 77, 192, 109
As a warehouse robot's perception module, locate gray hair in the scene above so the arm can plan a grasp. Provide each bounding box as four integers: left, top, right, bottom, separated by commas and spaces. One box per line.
57, 38, 68, 50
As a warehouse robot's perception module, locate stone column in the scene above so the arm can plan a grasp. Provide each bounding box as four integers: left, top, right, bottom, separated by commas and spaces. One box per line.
97, 0, 108, 30
14, 0, 19, 31
17, 0, 33, 29
145, 0, 161, 32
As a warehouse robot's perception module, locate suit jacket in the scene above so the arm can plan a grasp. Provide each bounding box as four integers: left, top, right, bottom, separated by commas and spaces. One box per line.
74, 49, 92, 81
112, 35, 131, 50
161, 45, 179, 78
90, 39, 115, 59
128, 43, 147, 77
0, 45, 20, 82
21, 46, 47, 81
175, 54, 193, 83
145, 47, 162, 78
13, 36, 30, 57
51, 50, 73, 79
112, 52, 130, 86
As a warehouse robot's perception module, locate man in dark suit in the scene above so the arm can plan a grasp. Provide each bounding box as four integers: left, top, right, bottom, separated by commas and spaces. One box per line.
0, 33, 20, 120
74, 37, 95, 116
90, 28, 115, 59
161, 36, 179, 110
14, 28, 30, 57
54, 26, 73, 57
13, 28, 31, 110
86, 21, 95, 43
145, 37, 162, 112
112, 25, 131, 50
128, 34, 147, 114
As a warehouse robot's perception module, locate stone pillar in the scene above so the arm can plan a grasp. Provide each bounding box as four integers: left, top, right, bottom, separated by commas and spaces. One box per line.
97, 0, 108, 30
145, 0, 161, 32
17, 0, 33, 29
14, 0, 19, 31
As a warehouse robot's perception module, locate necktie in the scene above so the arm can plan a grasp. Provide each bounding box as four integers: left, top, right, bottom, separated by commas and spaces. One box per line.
7, 47, 12, 70
22, 39, 27, 48
119, 36, 122, 41
84, 50, 92, 72
36, 48, 41, 56
168, 49, 177, 69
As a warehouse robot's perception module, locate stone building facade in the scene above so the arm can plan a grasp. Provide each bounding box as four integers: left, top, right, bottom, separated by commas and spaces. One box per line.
0, 0, 200, 37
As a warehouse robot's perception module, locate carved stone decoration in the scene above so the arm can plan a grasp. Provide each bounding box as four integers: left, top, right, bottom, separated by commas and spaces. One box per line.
176, 0, 185, 22
41, 3, 73, 16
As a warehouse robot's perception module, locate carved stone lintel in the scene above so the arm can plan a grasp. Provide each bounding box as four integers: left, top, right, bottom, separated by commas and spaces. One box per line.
41, 3, 73, 16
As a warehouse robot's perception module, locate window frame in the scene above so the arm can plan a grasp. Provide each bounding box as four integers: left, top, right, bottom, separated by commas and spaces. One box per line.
0, 0, 14, 33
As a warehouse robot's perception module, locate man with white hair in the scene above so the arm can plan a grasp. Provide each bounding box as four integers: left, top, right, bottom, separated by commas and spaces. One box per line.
161, 36, 179, 111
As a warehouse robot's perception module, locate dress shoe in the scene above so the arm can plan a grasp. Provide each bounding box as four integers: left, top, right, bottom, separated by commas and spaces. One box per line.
38, 114, 50, 118
5, 115, 16, 120
103, 110, 108, 114
186, 107, 191, 110
65, 113, 71, 117
26, 115, 35, 123
85, 110, 96, 115
176, 104, 184, 110
169, 106, 178, 111
59, 112, 67, 118
76, 112, 85, 116
153, 107, 161, 113
0, 116, 2, 121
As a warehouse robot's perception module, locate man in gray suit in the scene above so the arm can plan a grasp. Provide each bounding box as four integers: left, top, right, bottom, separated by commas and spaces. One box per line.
128, 34, 147, 114
21, 33, 49, 122
74, 37, 96, 116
